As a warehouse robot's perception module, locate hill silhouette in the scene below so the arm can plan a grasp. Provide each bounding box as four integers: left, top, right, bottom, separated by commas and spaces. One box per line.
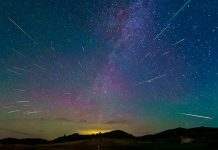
0, 127, 218, 149
139, 127, 217, 138
52, 130, 134, 143
100, 130, 135, 138
137, 127, 218, 145
0, 138, 48, 145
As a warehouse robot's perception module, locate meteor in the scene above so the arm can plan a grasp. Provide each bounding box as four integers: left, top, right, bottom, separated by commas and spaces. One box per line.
51, 46, 56, 52
14, 89, 26, 92
169, 0, 191, 22
8, 17, 37, 44
8, 110, 20, 114
25, 111, 41, 115
153, 23, 171, 40
78, 61, 83, 68
153, 0, 191, 40
82, 46, 85, 52
135, 74, 167, 86
23, 105, 32, 107
139, 53, 151, 63
33, 63, 45, 70
174, 39, 185, 45
1, 106, 13, 109
161, 51, 170, 56
136, 37, 145, 49
64, 92, 72, 95
50, 42, 56, 52
7, 69, 23, 76
179, 113, 213, 119
14, 66, 29, 73
13, 48, 25, 57
16, 101, 29, 103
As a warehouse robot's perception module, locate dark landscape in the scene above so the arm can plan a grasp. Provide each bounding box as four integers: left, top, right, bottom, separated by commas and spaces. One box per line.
1, 127, 218, 150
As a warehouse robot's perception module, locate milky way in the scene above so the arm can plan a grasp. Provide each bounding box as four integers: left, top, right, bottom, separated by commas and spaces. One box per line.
0, 0, 218, 139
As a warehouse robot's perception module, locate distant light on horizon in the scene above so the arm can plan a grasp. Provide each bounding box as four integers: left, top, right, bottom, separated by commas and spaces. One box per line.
79, 129, 111, 135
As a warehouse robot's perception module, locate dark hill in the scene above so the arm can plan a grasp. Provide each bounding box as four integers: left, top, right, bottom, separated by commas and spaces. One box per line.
0, 138, 48, 145
51, 133, 91, 143
137, 127, 218, 145
101, 130, 135, 138
1, 127, 218, 145
52, 130, 134, 143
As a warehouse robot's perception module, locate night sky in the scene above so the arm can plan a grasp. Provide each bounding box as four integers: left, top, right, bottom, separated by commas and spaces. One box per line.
0, 0, 218, 139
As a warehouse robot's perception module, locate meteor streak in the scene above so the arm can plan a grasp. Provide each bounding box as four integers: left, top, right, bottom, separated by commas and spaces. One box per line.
161, 51, 170, 56
14, 89, 26, 92
8, 17, 37, 44
82, 46, 85, 52
139, 53, 151, 63
33, 63, 45, 70
13, 48, 25, 57
14, 66, 29, 73
64, 92, 72, 95
169, 0, 191, 22
1, 106, 13, 109
23, 105, 32, 107
7, 69, 23, 76
25, 111, 41, 115
8, 110, 20, 114
153, 23, 171, 40
78, 62, 83, 68
179, 113, 213, 119
153, 0, 191, 40
174, 39, 185, 45
135, 74, 167, 86
16, 101, 29, 103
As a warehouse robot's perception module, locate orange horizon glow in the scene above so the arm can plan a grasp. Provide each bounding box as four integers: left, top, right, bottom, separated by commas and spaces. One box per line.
79, 129, 111, 135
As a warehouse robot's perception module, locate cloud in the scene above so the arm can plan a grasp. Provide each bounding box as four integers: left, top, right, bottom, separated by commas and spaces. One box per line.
34, 117, 90, 124
79, 119, 88, 123
0, 128, 37, 137
54, 117, 73, 122
54, 118, 89, 123
105, 119, 130, 124
37, 117, 74, 122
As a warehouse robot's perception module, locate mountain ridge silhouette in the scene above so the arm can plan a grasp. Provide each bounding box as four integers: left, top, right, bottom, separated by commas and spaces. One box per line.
1, 127, 218, 145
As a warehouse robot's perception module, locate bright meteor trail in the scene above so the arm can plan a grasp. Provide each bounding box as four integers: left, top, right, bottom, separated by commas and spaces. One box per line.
153, 23, 171, 40
174, 38, 185, 45
8, 17, 37, 44
135, 74, 167, 86
153, 0, 191, 40
169, 0, 191, 22
179, 113, 213, 120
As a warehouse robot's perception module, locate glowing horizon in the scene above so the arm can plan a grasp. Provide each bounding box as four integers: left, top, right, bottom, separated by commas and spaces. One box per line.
79, 129, 111, 135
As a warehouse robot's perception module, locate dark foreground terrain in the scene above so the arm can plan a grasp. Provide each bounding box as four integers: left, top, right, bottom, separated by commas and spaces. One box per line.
0, 140, 213, 150
0, 127, 218, 150
0, 140, 214, 150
